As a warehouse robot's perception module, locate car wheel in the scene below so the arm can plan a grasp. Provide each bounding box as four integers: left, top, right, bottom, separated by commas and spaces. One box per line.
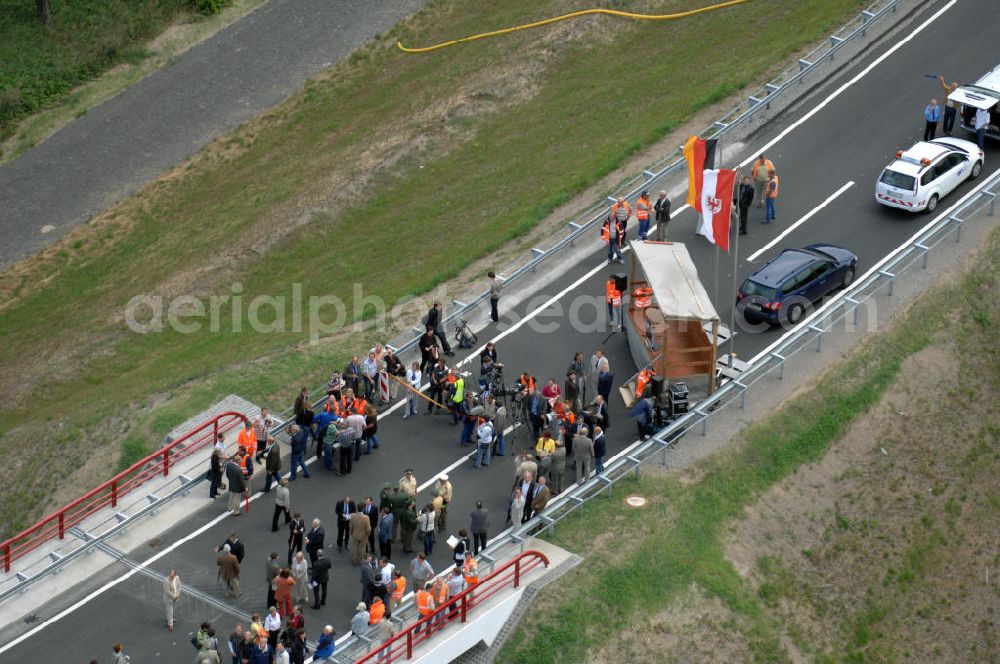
925, 194, 939, 213
785, 303, 805, 325
841, 267, 855, 289
970, 160, 982, 180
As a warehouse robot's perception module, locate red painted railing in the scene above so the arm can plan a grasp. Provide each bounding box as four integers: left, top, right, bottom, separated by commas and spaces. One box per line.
1, 411, 246, 573
354, 549, 550, 663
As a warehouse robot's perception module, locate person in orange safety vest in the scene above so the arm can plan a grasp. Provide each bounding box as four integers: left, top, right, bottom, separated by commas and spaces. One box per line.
462, 553, 479, 586
636, 190, 652, 240
636, 367, 656, 400
606, 277, 622, 331
237, 421, 257, 460
368, 596, 386, 624
390, 570, 407, 610
601, 198, 629, 263
415, 581, 436, 634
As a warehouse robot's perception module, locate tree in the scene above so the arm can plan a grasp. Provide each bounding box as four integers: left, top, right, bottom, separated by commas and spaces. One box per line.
37, 0, 52, 26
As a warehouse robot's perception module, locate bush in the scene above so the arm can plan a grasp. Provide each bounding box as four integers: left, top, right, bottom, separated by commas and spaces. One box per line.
190, 0, 230, 14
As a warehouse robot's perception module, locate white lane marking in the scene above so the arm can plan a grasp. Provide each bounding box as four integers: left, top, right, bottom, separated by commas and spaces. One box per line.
416, 423, 519, 493
746, 164, 1000, 367
0, 3, 959, 651
734, 0, 957, 173
746, 181, 855, 262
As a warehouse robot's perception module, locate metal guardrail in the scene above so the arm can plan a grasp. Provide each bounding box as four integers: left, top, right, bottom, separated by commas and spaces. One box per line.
335, 163, 1000, 662
352, 550, 550, 664
0, 411, 246, 575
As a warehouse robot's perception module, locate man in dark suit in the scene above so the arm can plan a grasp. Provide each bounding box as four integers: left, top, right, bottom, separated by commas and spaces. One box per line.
738, 176, 754, 236
216, 533, 245, 564
305, 519, 325, 566
360, 553, 377, 605
653, 190, 671, 241
311, 550, 331, 608
584, 395, 609, 433
597, 369, 614, 404
334, 496, 355, 551
361, 496, 378, 555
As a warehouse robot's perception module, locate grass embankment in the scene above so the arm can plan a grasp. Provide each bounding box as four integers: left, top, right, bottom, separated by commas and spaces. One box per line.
0, 0, 265, 162
495, 228, 1000, 663
0, 0, 865, 538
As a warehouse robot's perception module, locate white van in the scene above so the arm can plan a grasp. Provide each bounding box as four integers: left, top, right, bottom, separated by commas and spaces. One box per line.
952, 63, 1000, 141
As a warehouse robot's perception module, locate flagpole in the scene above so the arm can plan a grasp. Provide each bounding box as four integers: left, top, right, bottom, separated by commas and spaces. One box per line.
728, 168, 741, 369
713, 245, 720, 322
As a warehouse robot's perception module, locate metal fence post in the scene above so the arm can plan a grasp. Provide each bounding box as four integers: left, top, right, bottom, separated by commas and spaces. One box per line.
59, 513, 65, 540
514, 558, 521, 588
3, 544, 9, 573
915, 242, 930, 269
111, 480, 118, 508
163, 449, 170, 477
696, 408, 708, 436
845, 297, 861, 326
772, 352, 786, 380
879, 270, 895, 297
809, 325, 824, 352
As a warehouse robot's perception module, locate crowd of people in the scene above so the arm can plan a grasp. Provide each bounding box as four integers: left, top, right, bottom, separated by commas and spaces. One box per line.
151, 300, 625, 663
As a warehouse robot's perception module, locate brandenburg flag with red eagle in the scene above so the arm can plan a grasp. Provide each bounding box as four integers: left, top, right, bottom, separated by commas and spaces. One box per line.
696, 168, 736, 253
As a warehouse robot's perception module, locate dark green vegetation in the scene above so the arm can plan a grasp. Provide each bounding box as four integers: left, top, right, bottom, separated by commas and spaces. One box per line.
0, 0, 224, 141
496, 227, 1000, 662
0, 0, 231, 142
0, 0, 865, 538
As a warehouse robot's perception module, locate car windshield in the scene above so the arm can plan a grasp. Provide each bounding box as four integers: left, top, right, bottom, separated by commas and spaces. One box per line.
879, 169, 915, 191
963, 84, 1000, 98
740, 279, 776, 300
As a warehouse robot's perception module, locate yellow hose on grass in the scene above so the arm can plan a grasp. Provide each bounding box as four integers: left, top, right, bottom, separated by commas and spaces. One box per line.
397, 0, 750, 53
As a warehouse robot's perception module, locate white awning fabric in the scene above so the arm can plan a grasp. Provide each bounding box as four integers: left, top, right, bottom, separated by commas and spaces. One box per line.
630, 241, 719, 322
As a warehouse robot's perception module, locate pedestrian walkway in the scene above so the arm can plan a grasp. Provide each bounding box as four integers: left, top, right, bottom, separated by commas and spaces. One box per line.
0, 0, 428, 269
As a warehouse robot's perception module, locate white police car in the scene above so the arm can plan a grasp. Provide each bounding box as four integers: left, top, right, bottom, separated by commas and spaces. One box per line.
875, 138, 984, 213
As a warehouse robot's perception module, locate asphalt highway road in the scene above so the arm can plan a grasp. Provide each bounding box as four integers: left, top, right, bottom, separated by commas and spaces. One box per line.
0, 0, 428, 269
3, 0, 998, 661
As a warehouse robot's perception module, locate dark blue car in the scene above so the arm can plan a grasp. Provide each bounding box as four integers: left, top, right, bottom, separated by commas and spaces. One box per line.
737, 244, 858, 326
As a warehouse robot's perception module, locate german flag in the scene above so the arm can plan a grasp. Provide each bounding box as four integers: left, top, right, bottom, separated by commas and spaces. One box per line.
682, 136, 718, 212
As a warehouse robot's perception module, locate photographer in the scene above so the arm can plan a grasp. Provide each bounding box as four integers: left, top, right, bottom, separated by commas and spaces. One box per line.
479, 354, 495, 391
426, 359, 448, 415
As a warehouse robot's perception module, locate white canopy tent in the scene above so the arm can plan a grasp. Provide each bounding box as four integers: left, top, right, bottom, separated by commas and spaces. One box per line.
625, 241, 720, 395
628, 241, 719, 321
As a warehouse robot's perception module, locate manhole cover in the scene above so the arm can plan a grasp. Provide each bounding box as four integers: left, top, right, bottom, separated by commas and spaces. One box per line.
24, 614, 41, 625
148, 538, 162, 548
624, 495, 648, 508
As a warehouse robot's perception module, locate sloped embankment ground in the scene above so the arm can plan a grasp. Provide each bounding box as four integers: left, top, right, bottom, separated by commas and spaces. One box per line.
496, 229, 1000, 663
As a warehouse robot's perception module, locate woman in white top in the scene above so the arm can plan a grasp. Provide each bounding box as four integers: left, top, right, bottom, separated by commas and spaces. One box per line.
403, 361, 422, 419
417, 505, 436, 555
508, 487, 526, 524
290, 551, 310, 605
